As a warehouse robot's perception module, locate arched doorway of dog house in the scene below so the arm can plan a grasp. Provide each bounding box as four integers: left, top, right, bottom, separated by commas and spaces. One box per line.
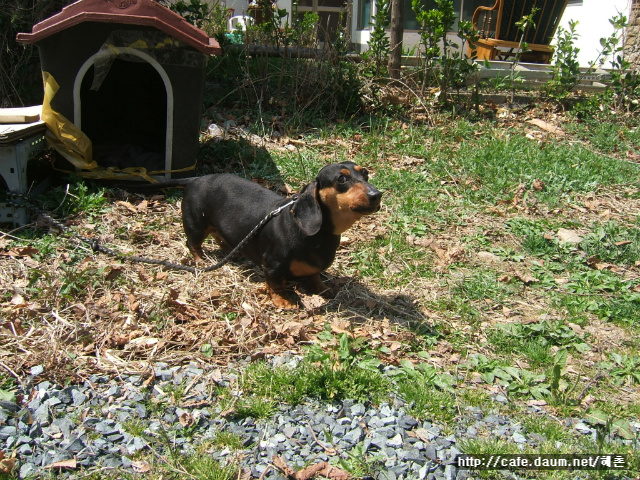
73, 48, 174, 175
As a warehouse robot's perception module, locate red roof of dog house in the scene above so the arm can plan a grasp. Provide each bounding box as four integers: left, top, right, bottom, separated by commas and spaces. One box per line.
16, 0, 221, 55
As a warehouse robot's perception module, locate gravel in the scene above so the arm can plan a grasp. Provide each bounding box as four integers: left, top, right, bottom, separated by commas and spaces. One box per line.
3, 359, 638, 479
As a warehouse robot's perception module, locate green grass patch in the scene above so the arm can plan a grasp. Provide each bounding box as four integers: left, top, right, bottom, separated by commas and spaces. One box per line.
559, 269, 640, 326
453, 270, 517, 304
580, 221, 640, 265
218, 333, 391, 419
392, 360, 458, 422
455, 134, 640, 206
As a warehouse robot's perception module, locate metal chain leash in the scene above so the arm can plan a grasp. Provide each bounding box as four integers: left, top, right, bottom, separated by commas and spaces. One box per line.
5, 192, 296, 274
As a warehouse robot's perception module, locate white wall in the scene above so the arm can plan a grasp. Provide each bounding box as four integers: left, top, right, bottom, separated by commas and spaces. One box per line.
225, 0, 293, 23
558, 0, 631, 66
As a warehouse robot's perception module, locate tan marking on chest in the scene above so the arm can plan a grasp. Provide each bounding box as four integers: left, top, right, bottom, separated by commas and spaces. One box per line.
289, 259, 322, 277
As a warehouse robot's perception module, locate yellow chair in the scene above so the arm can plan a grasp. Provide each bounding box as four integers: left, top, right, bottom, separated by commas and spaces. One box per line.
468, 0, 569, 64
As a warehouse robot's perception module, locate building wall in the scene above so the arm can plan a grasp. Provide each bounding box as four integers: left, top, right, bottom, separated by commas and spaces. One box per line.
625, 0, 640, 69
557, 0, 631, 66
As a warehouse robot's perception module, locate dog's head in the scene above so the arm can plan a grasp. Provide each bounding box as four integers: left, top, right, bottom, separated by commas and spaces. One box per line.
292, 162, 382, 236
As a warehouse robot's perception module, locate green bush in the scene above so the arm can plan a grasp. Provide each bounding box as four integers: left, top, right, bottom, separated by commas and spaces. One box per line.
0, 0, 72, 107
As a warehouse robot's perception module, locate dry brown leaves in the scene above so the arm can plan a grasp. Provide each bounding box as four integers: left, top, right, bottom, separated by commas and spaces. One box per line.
0, 451, 16, 474
0, 190, 424, 382
272, 455, 350, 480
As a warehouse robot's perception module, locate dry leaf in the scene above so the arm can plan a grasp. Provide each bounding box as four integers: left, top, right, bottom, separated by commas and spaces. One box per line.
0, 246, 39, 258
513, 271, 539, 285
276, 321, 306, 338
300, 294, 326, 311
179, 412, 195, 427
557, 228, 583, 244
45, 457, 77, 470
211, 369, 223, 384
10, 293, 25, 306
586, 255, 613, 271
241, 302, 257, 317
105, 266, 124, 281
116, 200, 138, 214
272, 455, 296, 477
237, 468, 252, 480
0, 451, 15, 474
155, 271, 169, 280
413, 427, 439, 443
581, 395, 596, 406
127, 336, 159, 349
331, 324, 352, 335
527, 118, 565, 135
219, 406, 237, 418
532, 179, 545, 191
297, 462, 350, 480
477, 251, 501, 264
131, 460, 151, 473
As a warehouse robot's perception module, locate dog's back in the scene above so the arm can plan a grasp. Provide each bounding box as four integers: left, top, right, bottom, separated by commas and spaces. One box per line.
182, 174, 285, 261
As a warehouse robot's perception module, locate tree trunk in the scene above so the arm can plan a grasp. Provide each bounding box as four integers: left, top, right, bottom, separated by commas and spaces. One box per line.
388, 0, 404, 80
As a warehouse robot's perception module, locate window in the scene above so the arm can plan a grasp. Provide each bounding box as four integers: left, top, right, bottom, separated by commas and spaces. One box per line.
359, 0, 372, 29
359, 0, 496, 32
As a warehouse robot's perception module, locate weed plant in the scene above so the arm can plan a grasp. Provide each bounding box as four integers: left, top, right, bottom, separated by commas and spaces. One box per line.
410, 0, 479, 99
215, 332, 391, 420
580, 221, 640, 265
547, 20, 581, 99
364, 0, 391, 78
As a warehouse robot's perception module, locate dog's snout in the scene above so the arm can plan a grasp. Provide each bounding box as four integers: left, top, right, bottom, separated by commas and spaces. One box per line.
368, 187, 382, 204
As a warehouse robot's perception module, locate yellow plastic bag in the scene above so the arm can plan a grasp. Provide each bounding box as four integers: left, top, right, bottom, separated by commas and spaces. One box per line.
41, 71, 98, 171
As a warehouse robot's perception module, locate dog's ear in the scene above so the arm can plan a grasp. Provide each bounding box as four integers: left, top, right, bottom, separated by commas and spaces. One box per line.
291, 181, 323, 236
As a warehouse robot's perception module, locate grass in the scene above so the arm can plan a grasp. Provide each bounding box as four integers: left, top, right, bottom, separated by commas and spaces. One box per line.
215, 333, 392, 420
1, 96, 640, 479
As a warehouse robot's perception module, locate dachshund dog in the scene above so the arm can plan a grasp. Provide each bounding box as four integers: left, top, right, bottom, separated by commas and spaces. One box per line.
181, 162, 382, 308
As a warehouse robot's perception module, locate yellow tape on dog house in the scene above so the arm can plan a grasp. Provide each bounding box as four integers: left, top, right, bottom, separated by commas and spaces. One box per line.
41, 71, 98, 171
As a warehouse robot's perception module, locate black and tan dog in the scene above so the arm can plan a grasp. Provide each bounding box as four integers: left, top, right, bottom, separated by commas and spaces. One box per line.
181, 162, 382, 308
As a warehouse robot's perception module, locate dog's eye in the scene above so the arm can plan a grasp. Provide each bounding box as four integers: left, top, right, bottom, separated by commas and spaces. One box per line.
337, 175, 348, 185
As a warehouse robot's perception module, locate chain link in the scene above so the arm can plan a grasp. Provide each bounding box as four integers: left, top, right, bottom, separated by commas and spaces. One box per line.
6, 192, 296, 274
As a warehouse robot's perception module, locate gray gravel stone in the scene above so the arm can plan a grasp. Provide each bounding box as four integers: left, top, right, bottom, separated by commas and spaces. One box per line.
19, 462, 38, 479
32, 404, 50, 426
444, 464, 457, 480
8, 360, 639, 480
0, 400, 20, 414
425, 444, 438, 461
387, 433, 403, 447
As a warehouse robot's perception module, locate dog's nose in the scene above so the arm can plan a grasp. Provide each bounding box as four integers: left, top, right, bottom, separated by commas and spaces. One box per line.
368, 188, 382, 204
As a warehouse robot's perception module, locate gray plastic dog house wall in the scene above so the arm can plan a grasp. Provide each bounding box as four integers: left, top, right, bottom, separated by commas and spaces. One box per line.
17, 0, 221, 177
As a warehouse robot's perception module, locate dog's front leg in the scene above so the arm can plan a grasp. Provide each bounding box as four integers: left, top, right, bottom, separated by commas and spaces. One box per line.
265, 272, 297, 310
302, 273, 335, 298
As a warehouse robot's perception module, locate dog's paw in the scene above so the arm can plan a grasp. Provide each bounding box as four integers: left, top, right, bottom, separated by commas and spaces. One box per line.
270, 291, 299, 310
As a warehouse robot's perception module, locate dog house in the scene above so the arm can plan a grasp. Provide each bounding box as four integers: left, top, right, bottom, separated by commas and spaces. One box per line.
17, 0, 221, 178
